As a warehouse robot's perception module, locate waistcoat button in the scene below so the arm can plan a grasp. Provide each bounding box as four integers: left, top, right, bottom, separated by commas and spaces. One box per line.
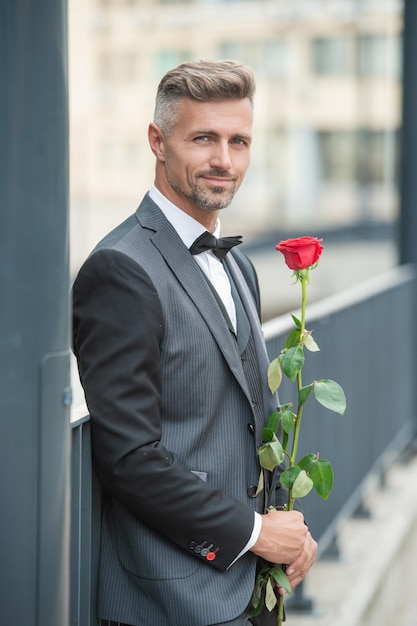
247, 485, 257, 498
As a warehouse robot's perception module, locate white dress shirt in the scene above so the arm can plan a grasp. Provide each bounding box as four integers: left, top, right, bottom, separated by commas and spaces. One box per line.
148, 185, 262, 563
149, 185, 237, 330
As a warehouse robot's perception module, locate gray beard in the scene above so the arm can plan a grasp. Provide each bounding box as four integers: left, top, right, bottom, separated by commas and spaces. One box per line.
191, 183, 236, 211
166, 171, 237, 212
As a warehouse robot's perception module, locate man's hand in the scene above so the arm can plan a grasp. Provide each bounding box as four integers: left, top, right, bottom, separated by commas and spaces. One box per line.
278, 528, 317, 595
250, 510, 317, 593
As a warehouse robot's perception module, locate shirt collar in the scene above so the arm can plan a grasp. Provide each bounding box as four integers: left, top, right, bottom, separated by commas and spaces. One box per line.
149, 184, 221, 248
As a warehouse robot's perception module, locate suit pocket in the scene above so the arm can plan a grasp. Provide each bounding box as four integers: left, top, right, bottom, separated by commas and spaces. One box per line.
190, 470, 207, 482
113, 501, 199, 580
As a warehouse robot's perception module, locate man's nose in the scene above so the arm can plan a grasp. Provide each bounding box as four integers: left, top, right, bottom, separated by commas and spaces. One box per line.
210, 141, 233, 170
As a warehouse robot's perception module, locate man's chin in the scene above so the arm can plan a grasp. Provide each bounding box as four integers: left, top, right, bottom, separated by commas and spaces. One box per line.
196, 191, 235, 211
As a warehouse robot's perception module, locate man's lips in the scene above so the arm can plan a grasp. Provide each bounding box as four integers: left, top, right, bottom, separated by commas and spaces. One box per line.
201, 174, 236, 186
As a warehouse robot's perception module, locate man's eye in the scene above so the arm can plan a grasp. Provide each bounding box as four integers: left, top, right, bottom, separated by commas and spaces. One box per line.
232, 138, 247, 146
195, 135, 210, 142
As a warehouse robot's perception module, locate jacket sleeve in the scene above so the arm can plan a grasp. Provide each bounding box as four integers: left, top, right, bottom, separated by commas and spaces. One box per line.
72, 248, 255, 571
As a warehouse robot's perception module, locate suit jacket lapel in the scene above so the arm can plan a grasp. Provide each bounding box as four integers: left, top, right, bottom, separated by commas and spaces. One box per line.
135, 197, 252, 401
223, 262, 251, 354
225, 254, 269, 367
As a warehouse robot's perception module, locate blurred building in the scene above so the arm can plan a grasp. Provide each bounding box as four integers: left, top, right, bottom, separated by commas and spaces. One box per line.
69, 0, 403, 272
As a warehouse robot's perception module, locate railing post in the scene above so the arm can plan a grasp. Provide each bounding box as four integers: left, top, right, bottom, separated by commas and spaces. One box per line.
0, 0, 70, 624
400, 0, 417, 442
70, 415, 101, 626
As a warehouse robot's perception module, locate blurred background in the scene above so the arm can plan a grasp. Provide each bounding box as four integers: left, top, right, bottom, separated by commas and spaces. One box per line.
3, 1, 416, 624
66, 8, 417, 622
68, 0, 403, 317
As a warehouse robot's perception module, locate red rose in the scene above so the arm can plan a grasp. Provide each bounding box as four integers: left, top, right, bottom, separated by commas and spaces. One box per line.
276, 236, 324, 271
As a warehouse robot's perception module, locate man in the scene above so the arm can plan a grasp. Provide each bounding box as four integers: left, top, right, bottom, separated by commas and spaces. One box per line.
72, 60, 317, 626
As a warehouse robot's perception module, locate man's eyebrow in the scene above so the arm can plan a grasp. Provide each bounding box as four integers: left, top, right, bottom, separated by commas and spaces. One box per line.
233, 132, 252, 141
191, 129, 252, 141
191, 128, 218, 136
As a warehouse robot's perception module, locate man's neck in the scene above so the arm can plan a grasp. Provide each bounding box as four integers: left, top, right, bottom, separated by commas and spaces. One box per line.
152, 182, 219, 233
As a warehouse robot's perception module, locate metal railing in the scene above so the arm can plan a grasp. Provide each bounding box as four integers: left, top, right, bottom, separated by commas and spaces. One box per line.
70, 264, 416, 625
264, 266, 417, 555
263, 263, 416, 560
70, 408, 100, 626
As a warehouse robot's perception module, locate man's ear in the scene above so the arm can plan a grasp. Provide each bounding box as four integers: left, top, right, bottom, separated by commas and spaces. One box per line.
148, 123, 166, 161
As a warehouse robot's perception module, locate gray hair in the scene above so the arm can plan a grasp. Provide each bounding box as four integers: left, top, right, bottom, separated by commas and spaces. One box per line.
154, 59, 255, 135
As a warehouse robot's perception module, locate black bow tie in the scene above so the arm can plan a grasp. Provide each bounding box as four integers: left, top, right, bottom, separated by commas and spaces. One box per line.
189, 231, 243, 259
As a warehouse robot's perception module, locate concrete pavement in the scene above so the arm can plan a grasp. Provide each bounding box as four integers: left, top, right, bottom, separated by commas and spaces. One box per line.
285, 453, 417, 626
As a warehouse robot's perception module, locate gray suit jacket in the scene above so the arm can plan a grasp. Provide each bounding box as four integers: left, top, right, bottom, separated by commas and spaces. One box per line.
72, 194, 283, 625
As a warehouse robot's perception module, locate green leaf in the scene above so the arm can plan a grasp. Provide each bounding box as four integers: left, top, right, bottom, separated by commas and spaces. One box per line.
285, 328, 301, 349
268, 357, 282, 394
265, 578, 277, 612
262, 428, 275, 443
258, 435, 284, 471
251, 577, 262, 607
309, 459, 334, 500
314, 379, 346, 415
280, 466, 301, 489
256, 563, 272, 578
251, 565, 276, 616
296, 454, 334, 499
291, 314, 301, 328
250, 578, 265, 615
281, 345, 304, 382
279, 402, 293, 411
280, 409, 296, 434
255, 469, 264, 496
250, 600, 264, 618
269, 566, 292, 594
265, 411, 281, 434
292, 469, 314, 498
298, 384, 313, 407
298, 453, 317, 473
303, 332, 320, 352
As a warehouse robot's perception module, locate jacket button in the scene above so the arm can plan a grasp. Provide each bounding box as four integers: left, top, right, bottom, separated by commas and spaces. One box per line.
247, 423, 255, 435
247, 485, 257, 498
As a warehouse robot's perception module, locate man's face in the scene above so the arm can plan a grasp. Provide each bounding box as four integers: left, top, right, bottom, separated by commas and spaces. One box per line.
151, 97, 253, 218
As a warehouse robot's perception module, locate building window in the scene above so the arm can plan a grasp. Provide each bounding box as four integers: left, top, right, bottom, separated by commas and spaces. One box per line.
358, 34, 402, 78
357, 129, 398, 185
318, 131, 356, 182
262, 40, 287, 79
218, 40, 287, 79
312, 36, 355, 76
318, 129, 399, 185
156, 50, 191, 78
219, 41, 251, 66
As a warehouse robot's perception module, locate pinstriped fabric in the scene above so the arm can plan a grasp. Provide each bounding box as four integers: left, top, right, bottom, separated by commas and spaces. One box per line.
99, 621, 137, 626
84, 196, 276, 626
240, 335, 266, 429
98, 612, 254, 625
